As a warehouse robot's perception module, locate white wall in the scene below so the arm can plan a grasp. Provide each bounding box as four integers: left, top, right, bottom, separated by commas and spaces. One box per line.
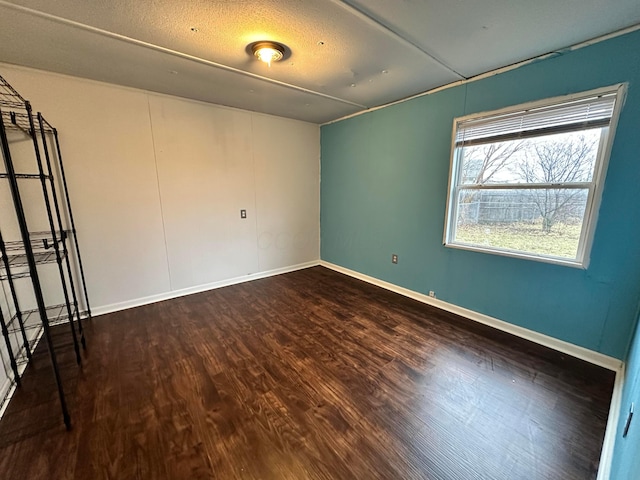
0, 64, 320, 312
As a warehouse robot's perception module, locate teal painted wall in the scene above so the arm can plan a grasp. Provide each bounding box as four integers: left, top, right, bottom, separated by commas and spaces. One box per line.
611, 311, 640, 478
321, 30, 640, 359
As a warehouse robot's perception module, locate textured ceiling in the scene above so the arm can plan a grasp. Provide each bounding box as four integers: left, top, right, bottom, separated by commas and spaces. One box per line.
0, 0, 639, 123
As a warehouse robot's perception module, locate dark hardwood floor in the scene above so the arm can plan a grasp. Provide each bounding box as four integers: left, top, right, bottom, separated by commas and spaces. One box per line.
0, 266, 614, 479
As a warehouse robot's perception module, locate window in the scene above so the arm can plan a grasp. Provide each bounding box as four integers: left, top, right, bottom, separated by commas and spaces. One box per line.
444, 85, 625, 267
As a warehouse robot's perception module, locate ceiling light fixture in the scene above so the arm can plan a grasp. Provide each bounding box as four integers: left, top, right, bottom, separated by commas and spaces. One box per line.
251, 41, 285, 67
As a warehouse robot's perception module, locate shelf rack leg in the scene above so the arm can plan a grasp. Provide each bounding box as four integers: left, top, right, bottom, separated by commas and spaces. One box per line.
0, 230, 32, 361
52, 128, 92, 321
38, 114, 85, 349
27, 109, 81, 366
0, 107, 71, 429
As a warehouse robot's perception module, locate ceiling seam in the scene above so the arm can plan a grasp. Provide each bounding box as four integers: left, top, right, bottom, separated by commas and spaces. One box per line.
332, 0, 466, 79
323, 22, 640, 126
0, 0, 368, 110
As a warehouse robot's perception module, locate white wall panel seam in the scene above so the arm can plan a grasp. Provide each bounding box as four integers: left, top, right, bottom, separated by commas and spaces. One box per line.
146, 94, 174, 290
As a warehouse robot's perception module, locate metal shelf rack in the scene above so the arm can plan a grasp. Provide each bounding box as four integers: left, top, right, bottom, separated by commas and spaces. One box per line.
0, 73, 91, 430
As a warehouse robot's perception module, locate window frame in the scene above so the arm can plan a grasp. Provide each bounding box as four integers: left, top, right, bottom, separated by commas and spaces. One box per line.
443, 84, 626, 269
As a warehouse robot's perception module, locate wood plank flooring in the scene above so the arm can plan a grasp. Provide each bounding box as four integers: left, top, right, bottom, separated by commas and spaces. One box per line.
0, 266, 614, 479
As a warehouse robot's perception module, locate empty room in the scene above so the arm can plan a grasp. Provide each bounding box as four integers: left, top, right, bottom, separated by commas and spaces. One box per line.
0, 1, 639, 479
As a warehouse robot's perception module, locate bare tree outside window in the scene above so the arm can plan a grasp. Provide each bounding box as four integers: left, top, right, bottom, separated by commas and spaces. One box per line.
462, 141, 527, 184
515, 132, 599, 233
458, 141, 527, 224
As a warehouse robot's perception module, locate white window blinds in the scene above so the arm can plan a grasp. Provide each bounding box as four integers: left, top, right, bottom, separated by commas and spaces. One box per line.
455, 92, 617, 147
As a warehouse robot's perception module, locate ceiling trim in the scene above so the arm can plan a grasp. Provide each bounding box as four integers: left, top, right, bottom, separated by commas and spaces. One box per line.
323, 22, 640, 126
0, 0, 368, 110
334, 0, 466, 79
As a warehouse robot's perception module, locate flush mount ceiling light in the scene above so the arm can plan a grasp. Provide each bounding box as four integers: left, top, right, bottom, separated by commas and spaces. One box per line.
251, 41, 286, 67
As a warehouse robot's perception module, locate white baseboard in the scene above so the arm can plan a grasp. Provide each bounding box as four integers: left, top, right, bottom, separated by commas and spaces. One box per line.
320, 260, 622, 371
598, 364, 624, 480
0, 327, 43, 420
92, 260, 320, 317
319, 260, 624, 480
0, 376, 14, 418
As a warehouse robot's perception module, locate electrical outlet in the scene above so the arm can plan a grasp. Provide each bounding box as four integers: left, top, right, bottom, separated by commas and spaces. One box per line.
391, 254, 398, 264
429, 291, 436, 298
240, 209, 247, 219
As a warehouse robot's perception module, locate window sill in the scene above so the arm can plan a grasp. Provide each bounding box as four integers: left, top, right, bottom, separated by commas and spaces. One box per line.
444, 241, 588, 269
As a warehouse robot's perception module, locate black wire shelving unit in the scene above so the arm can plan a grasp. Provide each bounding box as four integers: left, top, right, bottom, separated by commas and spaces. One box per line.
0, 74, 92, 431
